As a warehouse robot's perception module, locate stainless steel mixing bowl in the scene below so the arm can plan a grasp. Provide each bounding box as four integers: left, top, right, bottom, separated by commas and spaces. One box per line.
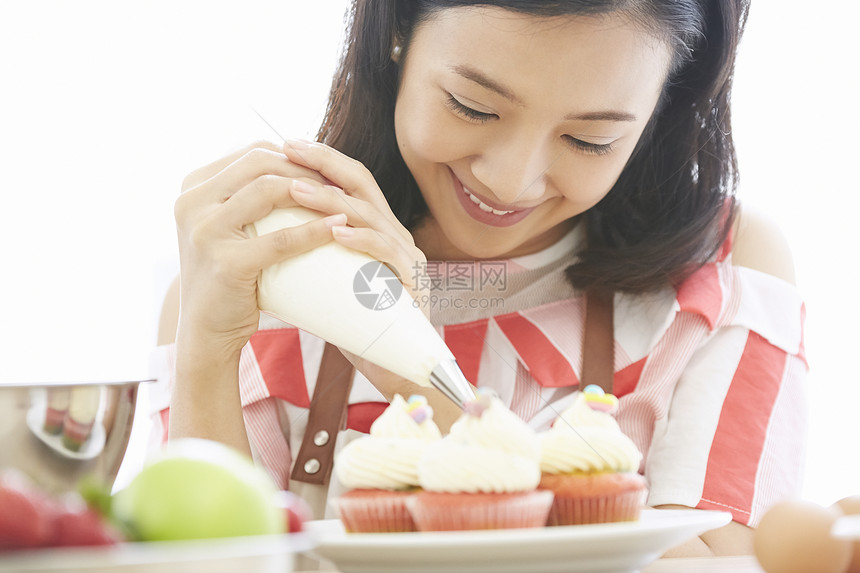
0, 379, 150, 495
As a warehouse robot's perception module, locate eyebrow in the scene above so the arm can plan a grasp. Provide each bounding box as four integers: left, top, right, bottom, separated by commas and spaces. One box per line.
565, 110, 638, 122
449, 64, 638, 123
450, 64, 521, 104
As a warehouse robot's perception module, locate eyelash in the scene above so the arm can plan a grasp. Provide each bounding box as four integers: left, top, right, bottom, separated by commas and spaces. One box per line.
445, 95, 495, 123
445, 95, 615, 156
562, 135, 615, 156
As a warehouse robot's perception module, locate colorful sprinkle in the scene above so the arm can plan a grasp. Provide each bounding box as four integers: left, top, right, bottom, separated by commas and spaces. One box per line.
582, 385, 619, 414
464, 389, 494, 418
410, 407, 430, 424
406, 395, 432, 424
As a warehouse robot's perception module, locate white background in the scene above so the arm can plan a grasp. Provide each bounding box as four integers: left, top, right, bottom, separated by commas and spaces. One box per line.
1, 2, 857, 504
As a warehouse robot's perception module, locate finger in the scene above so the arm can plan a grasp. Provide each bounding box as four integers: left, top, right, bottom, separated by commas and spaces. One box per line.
290, 180, 383, 228
282, 140, 398, 220
220, 174, 304, 229
182, 140, 282, 192
190, 147, 327, 205
243, 213, 346, 271
330, 225, 424, 288
290, 178, 415, 247
291, 179, 419, 273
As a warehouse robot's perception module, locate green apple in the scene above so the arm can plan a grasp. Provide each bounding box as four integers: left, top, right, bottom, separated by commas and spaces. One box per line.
112, 438, 284, 541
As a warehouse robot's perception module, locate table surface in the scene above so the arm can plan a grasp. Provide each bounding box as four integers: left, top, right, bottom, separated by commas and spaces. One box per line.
642, 556, 763, 572
297, 555, 764, 573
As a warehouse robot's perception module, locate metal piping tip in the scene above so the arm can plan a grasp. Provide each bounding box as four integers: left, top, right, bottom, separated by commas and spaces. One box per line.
429, 360, 477, 409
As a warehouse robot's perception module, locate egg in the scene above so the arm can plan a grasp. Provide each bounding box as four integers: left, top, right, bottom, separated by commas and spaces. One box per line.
834, 496, 860, 573
754, 499, 851, 573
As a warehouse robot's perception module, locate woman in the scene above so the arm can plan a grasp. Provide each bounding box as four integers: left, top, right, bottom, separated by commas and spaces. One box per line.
153, 0, 806, 556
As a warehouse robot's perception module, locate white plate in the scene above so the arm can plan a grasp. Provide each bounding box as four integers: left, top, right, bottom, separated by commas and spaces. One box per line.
307, 509, 731, 573
0, 533, 312, 573
833, 514, 860, 539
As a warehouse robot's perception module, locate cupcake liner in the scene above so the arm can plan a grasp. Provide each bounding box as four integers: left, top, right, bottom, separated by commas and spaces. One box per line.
540, 473, 647, 526
546, 487, 645, 525
406, 490, 553, 532
44, 389, 70, 435
334, 489, 417, 533
43, 407, 66, 435
61, 416, 96, 451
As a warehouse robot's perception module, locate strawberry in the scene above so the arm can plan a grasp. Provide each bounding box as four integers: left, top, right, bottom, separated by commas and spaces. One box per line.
1, 470, 122, 551
49, 501, 121, 547
0, 469, 57, 551
276, 490, 313, 533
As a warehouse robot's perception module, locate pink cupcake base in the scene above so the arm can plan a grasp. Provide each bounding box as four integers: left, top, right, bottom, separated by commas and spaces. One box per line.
540, 472, 647, 526
61, 417, 95, 452
334, 489, 417, 533
43, 407, 66, 435
406, 490, 553, 532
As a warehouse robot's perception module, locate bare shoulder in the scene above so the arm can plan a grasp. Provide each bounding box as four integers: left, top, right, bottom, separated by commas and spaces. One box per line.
731, 204, 797, 285
157, 275, 181, 345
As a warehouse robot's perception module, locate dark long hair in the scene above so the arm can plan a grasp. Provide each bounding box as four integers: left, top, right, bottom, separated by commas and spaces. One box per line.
317, 0, 749, 293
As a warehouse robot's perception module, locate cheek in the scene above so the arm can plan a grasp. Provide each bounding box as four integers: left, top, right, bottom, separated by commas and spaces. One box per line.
395, 92, 468, 165
555, 155, 629, 209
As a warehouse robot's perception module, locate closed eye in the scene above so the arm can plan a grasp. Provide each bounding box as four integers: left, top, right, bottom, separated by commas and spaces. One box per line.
447, 93, 615, 156
562, 135, 614, 156
446, 95, 496, 123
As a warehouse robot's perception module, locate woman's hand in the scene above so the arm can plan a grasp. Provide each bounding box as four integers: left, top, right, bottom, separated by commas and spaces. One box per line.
174, 140, 345, 360
170, 140, 351, 452
280, 139, 426, 291
279, 140, 461, 430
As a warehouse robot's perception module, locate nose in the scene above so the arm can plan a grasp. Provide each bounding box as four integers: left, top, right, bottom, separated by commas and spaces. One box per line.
470, 132, 555, 205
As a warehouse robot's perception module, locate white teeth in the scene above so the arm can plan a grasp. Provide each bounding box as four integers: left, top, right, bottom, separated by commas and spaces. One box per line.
463, 187, 514, 215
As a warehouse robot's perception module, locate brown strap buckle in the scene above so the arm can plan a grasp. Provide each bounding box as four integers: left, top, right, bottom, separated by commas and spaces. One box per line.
290, 343, 354, 486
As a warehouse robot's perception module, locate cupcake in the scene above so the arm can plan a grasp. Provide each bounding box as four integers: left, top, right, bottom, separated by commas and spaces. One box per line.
538, 385, 647, 526
61, 386, 102, 451
43, 388, 70, 435
333, 394, 441, 532
408, 390, 553, 531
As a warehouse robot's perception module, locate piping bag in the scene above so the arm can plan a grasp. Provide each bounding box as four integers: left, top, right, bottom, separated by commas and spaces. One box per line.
247, 207, 477, 408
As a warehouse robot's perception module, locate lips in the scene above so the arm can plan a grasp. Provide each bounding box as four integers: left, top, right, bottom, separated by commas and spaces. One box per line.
464, 188, 515, 215
450, 171, 536, 227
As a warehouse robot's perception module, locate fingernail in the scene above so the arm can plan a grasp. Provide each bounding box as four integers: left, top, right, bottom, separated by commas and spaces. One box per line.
284, 138, 312, 150
331, 225, 354, 238
292, 179, 317, 194
323, 214, 347, 228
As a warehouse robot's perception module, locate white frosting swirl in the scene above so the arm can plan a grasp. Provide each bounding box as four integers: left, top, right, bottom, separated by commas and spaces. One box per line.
368, 394, 442, 441
335, 395, 441, 490
417, 395, 541, 493
539, 392, 642, 474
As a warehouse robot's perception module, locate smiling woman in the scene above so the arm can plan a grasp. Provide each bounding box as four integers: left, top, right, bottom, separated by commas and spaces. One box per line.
1, 0, 857, 558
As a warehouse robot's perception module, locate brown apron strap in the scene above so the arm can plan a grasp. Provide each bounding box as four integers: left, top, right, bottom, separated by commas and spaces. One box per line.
581, 289, 615, 394
290, 342, 354, 486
